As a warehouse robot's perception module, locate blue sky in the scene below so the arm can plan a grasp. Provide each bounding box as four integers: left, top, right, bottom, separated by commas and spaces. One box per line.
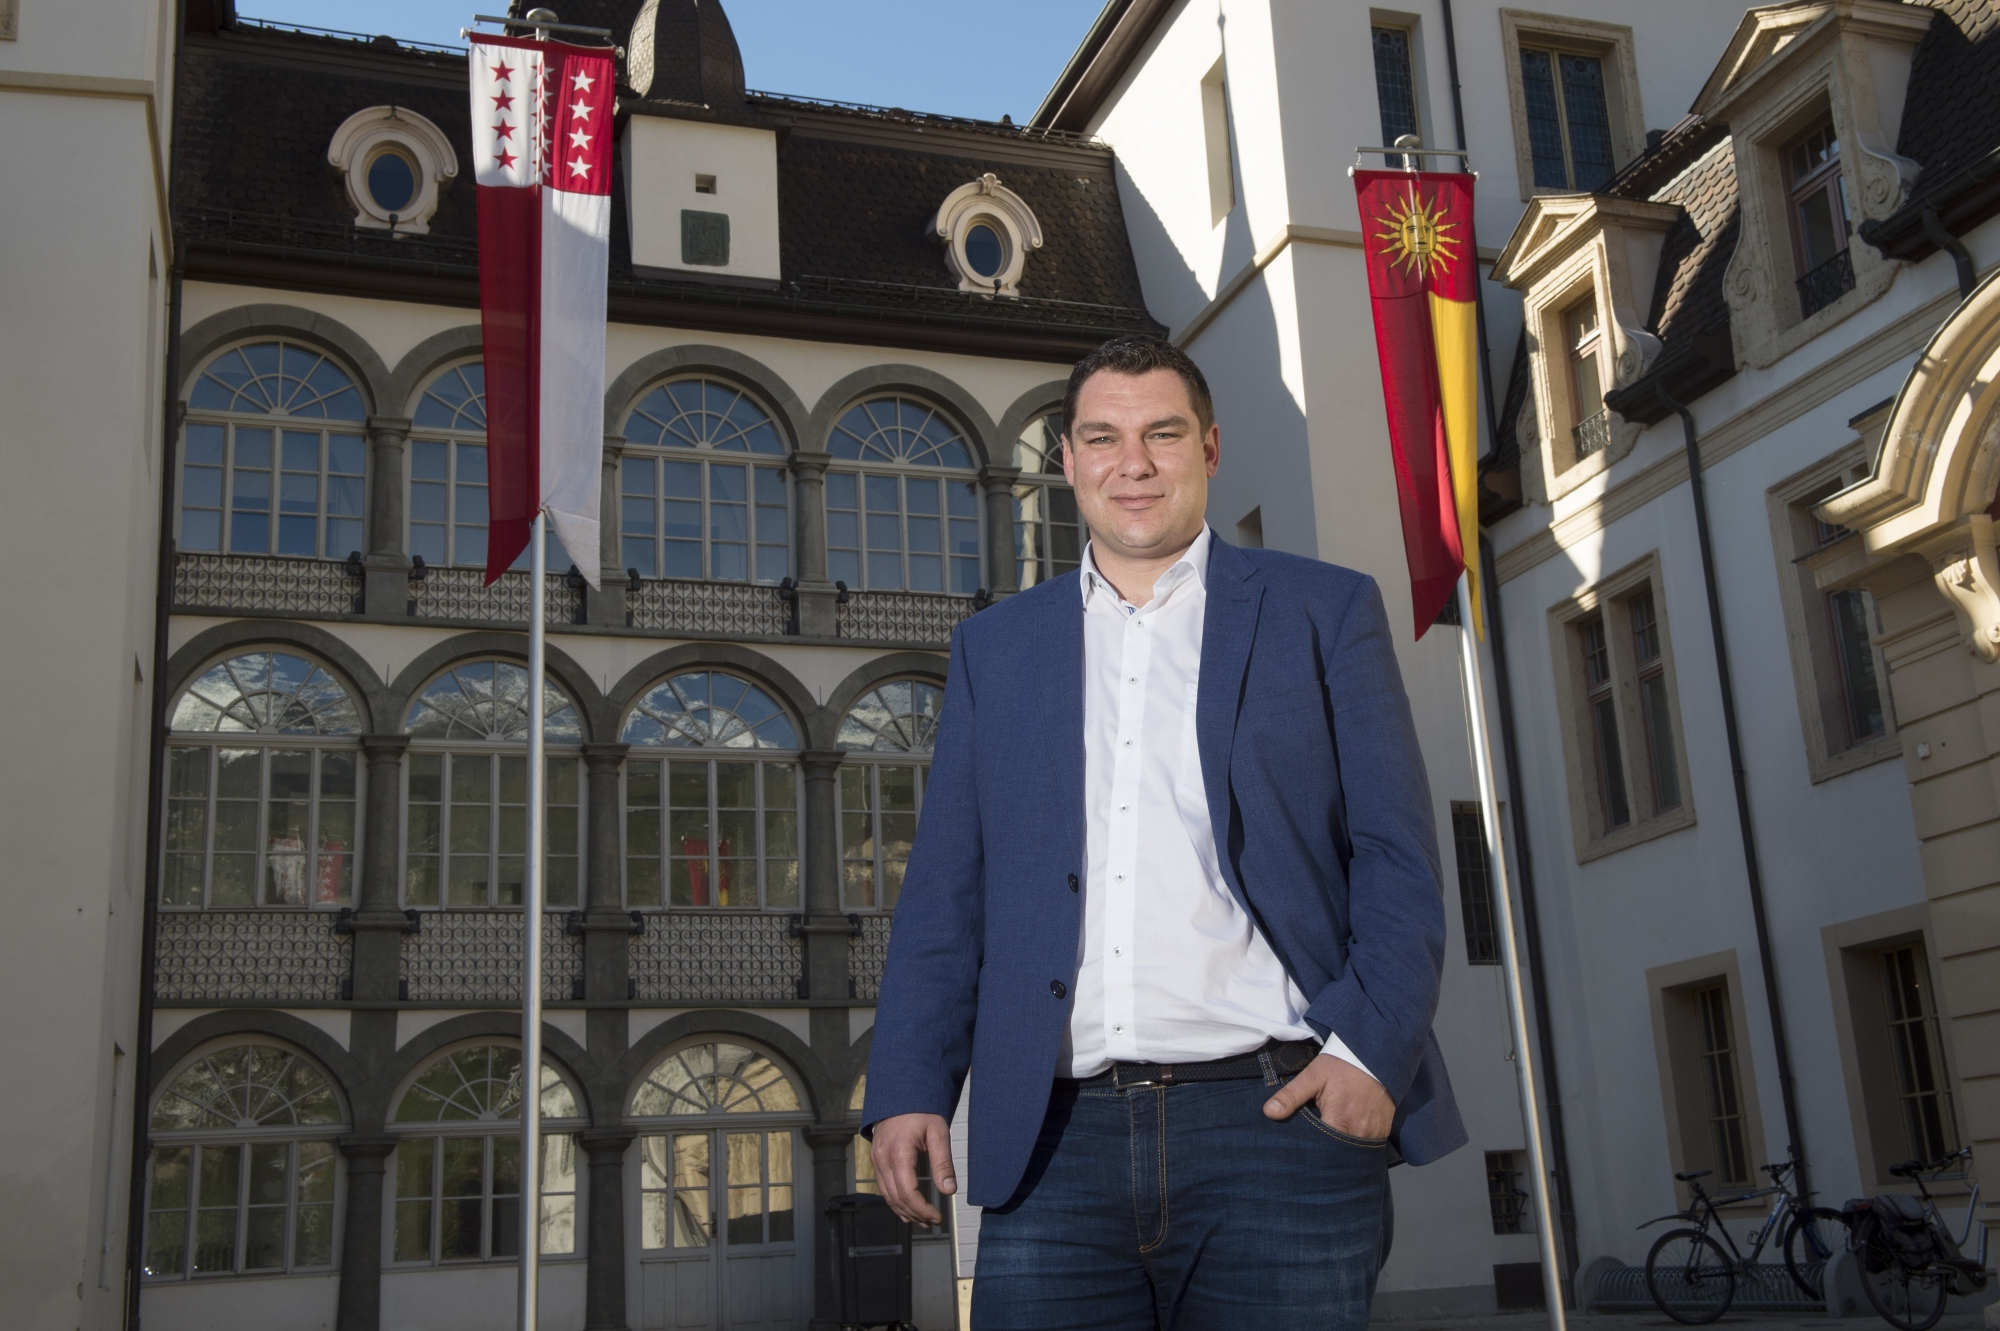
239, 1, 1104, 122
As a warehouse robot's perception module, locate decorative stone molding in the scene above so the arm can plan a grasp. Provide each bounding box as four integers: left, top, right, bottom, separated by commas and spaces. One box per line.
1691, 0, 1933, 369
928, 173, 1043, 296
327, 105, 459, 235
1927, 518, 2000, 663
1492, 194, 1679, 503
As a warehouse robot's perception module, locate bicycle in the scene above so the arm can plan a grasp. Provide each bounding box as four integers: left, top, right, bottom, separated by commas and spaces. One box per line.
1824, 1146, 1989, 1331
1640, 1161, 1834, 1324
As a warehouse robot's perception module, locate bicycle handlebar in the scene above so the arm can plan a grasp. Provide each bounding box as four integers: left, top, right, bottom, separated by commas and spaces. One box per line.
1889, 1146, 1973, 1178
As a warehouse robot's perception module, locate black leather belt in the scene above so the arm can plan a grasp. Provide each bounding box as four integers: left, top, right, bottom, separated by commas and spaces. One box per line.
1070, 1037, 1322, 1091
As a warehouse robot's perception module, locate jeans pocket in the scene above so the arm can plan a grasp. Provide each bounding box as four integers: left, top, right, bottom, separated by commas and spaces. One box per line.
1300, 1104, 1389, 1148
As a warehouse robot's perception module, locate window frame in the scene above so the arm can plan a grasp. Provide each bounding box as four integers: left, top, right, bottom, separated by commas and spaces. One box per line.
179, 340, 369, 561
1766, 440, 1899, 783
1369, 19, 1426, 168
1498, 11, 1643, 202
143, 1041, 348, 1283
1010, 410, 1085, 590
1549, 555, 1694, 861
1782, 118, 1850, 279
385, 1043, 587, 1267
1648, 953, 1772, 1211
619, 376, 794, 586
824, 398, 985, 597
836, 678, 944, 912
1448, 801, 1499, 966
1563, 297, 1607, 460
1199, 57, 1235, 226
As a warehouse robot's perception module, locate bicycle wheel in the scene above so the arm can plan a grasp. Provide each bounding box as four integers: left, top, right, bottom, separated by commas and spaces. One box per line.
1646, 1228, 1736, 1325
1860, 1256, 1951, 1331
1781, 1208, 1833, 1300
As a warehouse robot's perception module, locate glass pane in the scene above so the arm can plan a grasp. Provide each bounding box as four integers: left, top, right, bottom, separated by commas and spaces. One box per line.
673, 1134, 711, 1248
1372, 27, 1420, 153
1557, 54, 1614, 191
146, 1147, 191, 1277
1798, 187, 1840, 271
193, 1145, 241, 1273
726, 1132, 764, 1245
1519, 50, 1568, 188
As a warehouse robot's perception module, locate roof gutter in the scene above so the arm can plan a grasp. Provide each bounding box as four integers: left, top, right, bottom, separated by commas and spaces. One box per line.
1030, 0, 1175, 134
1857, 142, 2000, 290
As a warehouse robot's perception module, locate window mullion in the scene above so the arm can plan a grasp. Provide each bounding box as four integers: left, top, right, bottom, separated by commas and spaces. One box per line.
708, 758, 721, 907
234, 1142, 250, 1275
872, 766, 884, 908
753, 762, 766, 908
255, 749, 271, 908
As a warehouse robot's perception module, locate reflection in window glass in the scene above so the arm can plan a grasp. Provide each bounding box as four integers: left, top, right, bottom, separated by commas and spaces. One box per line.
1519, 47, 1613, 191
826, 398, 980, 594
621, 379, 790, 583
409, 365, 570, 571
837, 680, 941, 909
1011, 412, 1085, 588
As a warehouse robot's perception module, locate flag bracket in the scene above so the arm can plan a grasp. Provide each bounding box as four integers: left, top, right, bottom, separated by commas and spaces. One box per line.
1348, 144, 1478, 179
466, 13, 620, 52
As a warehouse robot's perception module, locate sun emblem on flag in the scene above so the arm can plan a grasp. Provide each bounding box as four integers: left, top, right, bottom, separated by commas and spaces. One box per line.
1373, 190, 1461, 279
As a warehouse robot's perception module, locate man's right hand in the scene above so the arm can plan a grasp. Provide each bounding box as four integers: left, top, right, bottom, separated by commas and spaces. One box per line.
869, 1112, 956, 1226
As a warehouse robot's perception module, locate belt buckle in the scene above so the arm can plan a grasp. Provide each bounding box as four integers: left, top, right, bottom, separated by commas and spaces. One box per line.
1114, 1063, 1174, 1091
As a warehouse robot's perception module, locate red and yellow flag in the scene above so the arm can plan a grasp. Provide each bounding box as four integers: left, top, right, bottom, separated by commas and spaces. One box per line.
1354, 170, 1481, 638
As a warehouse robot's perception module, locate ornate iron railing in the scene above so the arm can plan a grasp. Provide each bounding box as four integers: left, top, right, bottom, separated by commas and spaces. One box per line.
837, 590, 982, 644
1797, 247, 1856, 319
407, 567, 584, 625
154, 911, 351, 1002
401, 912, 582, 1002
629, 912, 802, 1002
625, 578, 794, 636
1572, 409, 1611, 460
1591, 1261, 1824, 1313
850, 914, 893, 1002
173, 552, 362, 617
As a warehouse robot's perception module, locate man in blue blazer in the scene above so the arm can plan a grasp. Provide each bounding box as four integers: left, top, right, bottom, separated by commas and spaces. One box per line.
864, 336, 1465, 1328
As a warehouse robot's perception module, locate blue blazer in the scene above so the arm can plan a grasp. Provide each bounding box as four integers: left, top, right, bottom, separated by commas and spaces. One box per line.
863, 533, 1467, 1207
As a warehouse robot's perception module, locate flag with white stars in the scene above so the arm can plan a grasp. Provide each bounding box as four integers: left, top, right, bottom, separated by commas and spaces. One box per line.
469, 32, 613, 586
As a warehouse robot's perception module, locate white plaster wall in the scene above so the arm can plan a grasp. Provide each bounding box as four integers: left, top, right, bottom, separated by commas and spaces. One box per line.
623, 118, 782, 281
381, 1260, 587, 1331
142, 1273, 339, 1331
0, 5, 176, 1327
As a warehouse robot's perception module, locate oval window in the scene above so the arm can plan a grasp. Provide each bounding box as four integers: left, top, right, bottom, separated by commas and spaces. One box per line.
964, 223, 1004, 279
368, 149, 418, 213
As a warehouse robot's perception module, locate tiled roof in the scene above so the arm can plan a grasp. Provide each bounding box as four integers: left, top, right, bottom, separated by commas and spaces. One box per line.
1642, 138, 1738, 362
173, 21, 1159, 350
1897, 0, 2000, 204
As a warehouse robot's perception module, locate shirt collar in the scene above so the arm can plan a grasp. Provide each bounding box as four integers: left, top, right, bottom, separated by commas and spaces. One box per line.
1080, 525, 1212, 610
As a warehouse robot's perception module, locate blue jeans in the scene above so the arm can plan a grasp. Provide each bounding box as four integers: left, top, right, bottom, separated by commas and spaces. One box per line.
972, 1051, 1392, 1330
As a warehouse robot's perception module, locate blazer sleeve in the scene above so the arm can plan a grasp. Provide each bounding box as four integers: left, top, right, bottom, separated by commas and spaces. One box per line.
860, 624, 984, 1134
1301, 574, 1447, 1103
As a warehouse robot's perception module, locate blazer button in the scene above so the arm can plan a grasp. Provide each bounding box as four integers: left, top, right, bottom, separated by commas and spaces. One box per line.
1050, 979, 1067, 1000
1067, 874, 1079, 893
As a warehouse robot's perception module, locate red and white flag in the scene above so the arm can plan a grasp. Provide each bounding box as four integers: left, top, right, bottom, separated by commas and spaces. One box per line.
469, 33, 613, 586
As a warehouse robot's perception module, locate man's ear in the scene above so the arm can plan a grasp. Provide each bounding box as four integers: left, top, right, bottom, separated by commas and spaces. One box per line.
1204, 422, 1222, 478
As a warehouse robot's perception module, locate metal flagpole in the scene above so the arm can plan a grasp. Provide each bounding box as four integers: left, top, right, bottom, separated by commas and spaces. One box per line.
522, 510, 546, 1331
1456, 571, 1568, 1326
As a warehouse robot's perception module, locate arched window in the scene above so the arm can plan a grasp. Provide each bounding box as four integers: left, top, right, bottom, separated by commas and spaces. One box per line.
825, 397, 982, 595
402, 658, 583, 909
164, 652, 363, 909
181, 340, 366, 559
143, 1042, 346, 1280
408, 362, 569, 572
389, 1044, 584, 1265
628, 1042, 806, 1258
844, 1074, 943, 1235
836, 679, 942, 910
1011, 410, 1085, 588
621, 672, 801, 909
621, 379, 791, 584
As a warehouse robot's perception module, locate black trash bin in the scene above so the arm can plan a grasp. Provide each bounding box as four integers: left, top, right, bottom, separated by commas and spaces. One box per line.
824, 1192, 913, 1330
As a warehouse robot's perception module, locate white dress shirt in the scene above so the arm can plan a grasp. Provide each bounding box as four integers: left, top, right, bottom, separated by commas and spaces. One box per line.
1062, 526, 1377, 1083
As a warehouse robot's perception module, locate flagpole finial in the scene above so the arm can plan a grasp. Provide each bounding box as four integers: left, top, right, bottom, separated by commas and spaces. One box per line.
1394, 133, 1422, 173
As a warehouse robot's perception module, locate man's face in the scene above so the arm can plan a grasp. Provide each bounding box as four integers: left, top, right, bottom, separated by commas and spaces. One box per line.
1061, 367, 1220, 563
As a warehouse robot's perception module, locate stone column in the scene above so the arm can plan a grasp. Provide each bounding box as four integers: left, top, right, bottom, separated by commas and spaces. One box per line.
362, 416, 412, 618
789, 450, 838, 637
580, 743, 632, 1002
979, 465, 1021, 598
797, 750, 849, 1000
334, 1135, 395, 1331
581, 1128, 636, 1331
349, 735, 410, 1001
589, 433, 627, 628
803, 1124, 856, 1331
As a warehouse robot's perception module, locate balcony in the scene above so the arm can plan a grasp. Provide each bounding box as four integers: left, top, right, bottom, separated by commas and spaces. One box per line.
406, 565, 584, 625
629, 911, 802, 1002
1796, 248, 1855, 319
400, 911, 582, 1003
836, 589, 983, 643
154, 911, 351, 1003
625, 577, 794, 637
1572, 408, 1611, 460
173, 552, 362, 618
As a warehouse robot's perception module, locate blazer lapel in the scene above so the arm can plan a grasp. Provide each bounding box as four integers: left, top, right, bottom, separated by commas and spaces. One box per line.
1197, 536, 1263, 906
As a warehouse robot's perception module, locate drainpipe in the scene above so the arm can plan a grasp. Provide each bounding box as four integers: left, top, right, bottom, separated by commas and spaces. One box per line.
1479, 535, 1582, 1291
1919, 206, 1977, 300
125, 6, 188, 1326
1654, 383, 1809, 1200
1441, 0, 1578, 1290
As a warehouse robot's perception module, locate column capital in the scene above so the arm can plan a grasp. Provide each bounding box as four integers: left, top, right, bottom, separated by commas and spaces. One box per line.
361, 733, 410, 762
799, 749, 845, 773
801, 1124, 856, 1153
365, 414, 413, 439
337, 1134, 398, 1164
583, 742, 630, 773
601, 432, 626, 461
580, 1128, 637, 1157
979, 464, 1022, 493
788, 449, 832, 479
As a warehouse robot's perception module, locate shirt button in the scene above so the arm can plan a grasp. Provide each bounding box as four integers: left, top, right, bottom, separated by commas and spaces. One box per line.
1050, 980, 1067, 999
1119, 804, 1128, 811
1113, 947, 1123, 957
1114, 1024, 1125, 1034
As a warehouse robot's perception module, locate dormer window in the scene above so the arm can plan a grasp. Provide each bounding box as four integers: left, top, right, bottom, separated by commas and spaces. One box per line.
1566, 299, 1608, 458
1786, 119, 1853, 317
327, 106, 459, 235
928, 174, 1043, 296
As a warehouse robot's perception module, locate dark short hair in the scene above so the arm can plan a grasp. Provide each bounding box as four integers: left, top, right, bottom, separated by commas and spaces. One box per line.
1061, 335, 1215, 440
